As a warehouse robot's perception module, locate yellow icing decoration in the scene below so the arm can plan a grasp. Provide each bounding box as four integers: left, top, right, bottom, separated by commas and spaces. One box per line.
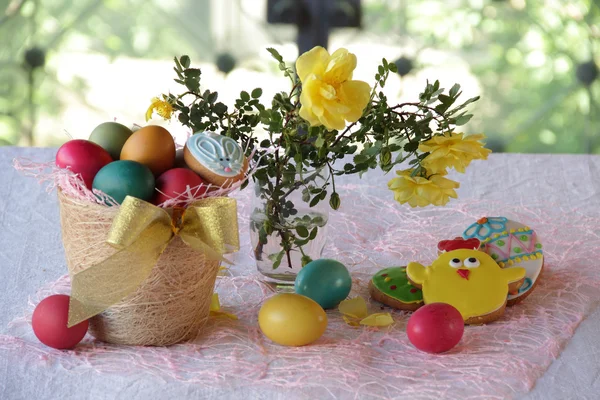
406, 261, 427, 284
536, 253, 543, 259
499, 262, 505, 268
525, 226, 530, 230
502, 231, 508, 235
493, 233, 500, 238
384, 276, 392, 282
510, 229, 516, 233
407, 250, 525, 320
515, 257, 522, 263
508, 260, 514, 266
523, 255, 530, 261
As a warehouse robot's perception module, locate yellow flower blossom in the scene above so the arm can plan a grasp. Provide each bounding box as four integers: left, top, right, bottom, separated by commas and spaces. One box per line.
388, 169, 459, 207
146, 97, 174, 121
419, 133, 491, 174
296, 46, 371, 131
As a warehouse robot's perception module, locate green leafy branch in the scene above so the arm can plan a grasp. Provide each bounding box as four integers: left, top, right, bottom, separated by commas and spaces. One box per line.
165, 50, 479, 270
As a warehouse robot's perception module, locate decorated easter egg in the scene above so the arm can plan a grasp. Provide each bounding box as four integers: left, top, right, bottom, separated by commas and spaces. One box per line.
32, 294, 89, 349
407, 303, 464, 354
55, 139, 113, 189
92, 160, 155, 204
295, 258, 352, 309
154, 168, 207, 206
258, 293, 327, 346
89, 121, 133, 160
120, 125, 176, 176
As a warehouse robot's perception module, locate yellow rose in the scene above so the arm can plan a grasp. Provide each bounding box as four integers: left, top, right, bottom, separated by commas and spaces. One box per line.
146, 97, 174, 122
388, 169, 459, 207
419, 133, 492, 174
296, 46, 371, 131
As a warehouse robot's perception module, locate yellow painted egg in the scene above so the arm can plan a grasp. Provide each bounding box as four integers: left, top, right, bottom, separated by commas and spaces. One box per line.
120, 125, 175, 176
258, 293, 327, 346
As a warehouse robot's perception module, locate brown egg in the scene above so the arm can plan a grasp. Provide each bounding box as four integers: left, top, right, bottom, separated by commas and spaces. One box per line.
120, 125, 176, 176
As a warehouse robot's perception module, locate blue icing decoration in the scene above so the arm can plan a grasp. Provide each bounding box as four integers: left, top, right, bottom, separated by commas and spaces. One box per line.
517, 277, 533, 294
463, 217, 508, 240
186, 132, 244, 177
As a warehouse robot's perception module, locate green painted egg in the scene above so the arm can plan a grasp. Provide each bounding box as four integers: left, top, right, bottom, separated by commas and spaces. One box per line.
92, 160, 155, 205
89, 122, 133, 160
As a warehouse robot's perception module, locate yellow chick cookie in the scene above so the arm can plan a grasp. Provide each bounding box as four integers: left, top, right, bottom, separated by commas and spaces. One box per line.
407, 249, 525, 325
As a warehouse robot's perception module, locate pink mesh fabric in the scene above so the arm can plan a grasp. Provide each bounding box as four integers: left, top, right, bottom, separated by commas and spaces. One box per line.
3, 167, 600, 398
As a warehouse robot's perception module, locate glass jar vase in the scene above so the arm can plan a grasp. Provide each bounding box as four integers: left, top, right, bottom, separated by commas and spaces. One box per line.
249, 167, 330, 283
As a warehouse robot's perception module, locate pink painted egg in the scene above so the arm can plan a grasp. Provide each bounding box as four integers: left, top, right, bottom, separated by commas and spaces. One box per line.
153, 168, 207, 206
407, 303, 464, 353
32, 294, 89, 349
55, 139, 113, 189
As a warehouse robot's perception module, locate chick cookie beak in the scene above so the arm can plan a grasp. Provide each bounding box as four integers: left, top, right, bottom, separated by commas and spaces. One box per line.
457, 269, 470, 280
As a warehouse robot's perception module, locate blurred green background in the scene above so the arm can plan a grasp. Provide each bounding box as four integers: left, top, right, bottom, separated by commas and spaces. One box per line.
0, 0, 598, 153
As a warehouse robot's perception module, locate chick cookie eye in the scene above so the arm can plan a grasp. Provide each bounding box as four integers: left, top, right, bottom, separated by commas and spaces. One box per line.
464, 257, 480, 268
449, 258, 462, 268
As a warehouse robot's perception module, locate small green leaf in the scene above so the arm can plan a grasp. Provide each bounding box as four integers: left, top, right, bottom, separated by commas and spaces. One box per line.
302, 189, 310, 202
180, 55, 191, 69
296, 226, 309, 238
240, 91, 250, 102
213, 102, 227, 116
380, 149, 392, 166
251, 88, 263, 98
268, 251, 285, 269
404, 141, 419, 152
455, 114, 473, 125
329, 192, 341, 210
449, 83, 460, 98
173, 56, 182, 71
438, 94, 452, 104
308, 227, 319, 240
267, 47, 284, 63
309, 196, 320, 207
315, 135, 325, 148
207, 92, 218, 103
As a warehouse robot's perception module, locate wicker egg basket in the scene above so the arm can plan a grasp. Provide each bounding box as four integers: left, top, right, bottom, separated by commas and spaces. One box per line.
57, 190, 221, 346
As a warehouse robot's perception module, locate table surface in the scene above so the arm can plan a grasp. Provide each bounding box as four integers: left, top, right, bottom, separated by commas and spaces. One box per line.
1, 146, 600, 400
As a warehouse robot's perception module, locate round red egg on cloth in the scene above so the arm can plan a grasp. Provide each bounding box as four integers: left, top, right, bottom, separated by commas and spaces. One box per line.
32, 294, 89, 349
154, 168, 207, 206
55, 139, 113, 189
407, 303, 464, 354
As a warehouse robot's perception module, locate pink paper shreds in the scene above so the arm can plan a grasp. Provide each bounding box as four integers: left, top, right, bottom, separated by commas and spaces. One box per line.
13, 153, 258, 207
3, 184, 600, 398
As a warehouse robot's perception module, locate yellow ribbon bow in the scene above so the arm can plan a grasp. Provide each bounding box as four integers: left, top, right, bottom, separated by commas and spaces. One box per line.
67, 195, 239, 327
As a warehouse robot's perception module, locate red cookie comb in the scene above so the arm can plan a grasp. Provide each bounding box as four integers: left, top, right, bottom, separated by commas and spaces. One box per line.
437, 237, 481, 252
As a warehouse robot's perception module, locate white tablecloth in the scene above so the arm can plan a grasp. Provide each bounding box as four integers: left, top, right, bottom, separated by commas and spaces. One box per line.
1, 146, 600, 400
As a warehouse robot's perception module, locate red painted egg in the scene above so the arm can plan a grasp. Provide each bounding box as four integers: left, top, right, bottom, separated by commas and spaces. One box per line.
407, 303, 464, 353
32, 294, 89, 349
56, 139, 113, 189
154, 168, 207, 206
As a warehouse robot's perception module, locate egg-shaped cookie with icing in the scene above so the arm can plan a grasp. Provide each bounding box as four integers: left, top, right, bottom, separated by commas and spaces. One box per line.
462, 216, 544, 306
183, 132, 248, 187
